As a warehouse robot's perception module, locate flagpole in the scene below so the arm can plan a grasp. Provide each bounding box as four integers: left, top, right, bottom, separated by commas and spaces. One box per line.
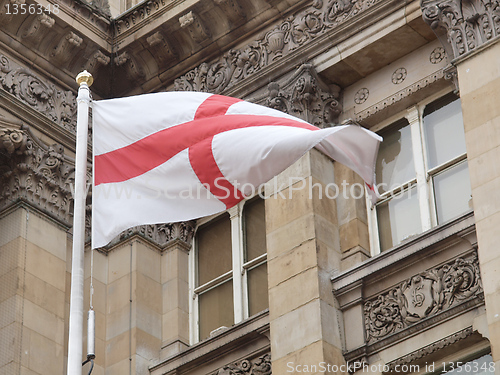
67, 71, 93, 375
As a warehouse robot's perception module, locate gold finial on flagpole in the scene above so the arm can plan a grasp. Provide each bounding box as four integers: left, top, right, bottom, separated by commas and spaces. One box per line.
76, 70, 93, 87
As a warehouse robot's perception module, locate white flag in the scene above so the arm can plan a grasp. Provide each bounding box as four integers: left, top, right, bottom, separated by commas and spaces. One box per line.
92, 92, 381, 248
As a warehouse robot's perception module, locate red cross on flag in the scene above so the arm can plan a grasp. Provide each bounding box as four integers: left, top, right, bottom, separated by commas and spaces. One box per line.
92, 92, 381, 248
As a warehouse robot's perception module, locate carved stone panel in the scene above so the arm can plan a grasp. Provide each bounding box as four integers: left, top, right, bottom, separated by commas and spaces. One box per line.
254, 64, 342, 127
364, 252, 483, 344
214, 353, 271, 375
0, 126, 76, 225
0, 54, 77, 132
173, 0, 383, 94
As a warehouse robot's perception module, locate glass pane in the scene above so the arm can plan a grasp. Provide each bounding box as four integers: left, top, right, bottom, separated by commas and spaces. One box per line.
198, 280, 234, 340
377, 188, 421, 251
247, 263, 269, 316
442, 354, 494, 375
197, 213, 232, 286
433, 161, 472, 224
424, 98, 466, 169
376, 120, 415, 194
244, 198, 267, 262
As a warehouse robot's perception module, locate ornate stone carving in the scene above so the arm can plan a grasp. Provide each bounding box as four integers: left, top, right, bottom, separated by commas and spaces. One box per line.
51, 32, 84, 64
115, 0, 166, 34
81, 0, 111, 16
0, 126, 76, 225
364, 253, 483, 343
253, 64, 341, 127
215, 353, 271, 375
102, 221, 196, 249
421, 0, 500, 60
355, 70, 445, 122
115, 51, 145, 81
386, 327, 474, 371
0, 54, 77, 132
179, 11, 211, 44
430, 46, 446, 64
174, 0, 382, 93
391, 67, 407, 84
354, 88, 369, 104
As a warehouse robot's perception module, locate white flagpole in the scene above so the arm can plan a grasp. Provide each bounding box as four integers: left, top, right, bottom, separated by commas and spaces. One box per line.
67, 71, 93, 375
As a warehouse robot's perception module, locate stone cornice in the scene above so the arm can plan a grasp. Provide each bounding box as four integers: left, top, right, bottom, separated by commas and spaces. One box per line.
172, 0, 395, 97
421, 0, 500, 61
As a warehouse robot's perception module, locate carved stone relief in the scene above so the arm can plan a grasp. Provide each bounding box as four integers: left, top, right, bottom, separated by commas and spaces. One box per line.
0, 126, 76, 225
179, 11, 211, 44
101, 221, 196, 250
364, 253, 483, 344
214, 353, 271, 375
174, 0, 383, 94
250, 64, 341, 127
114, 51, 146, 81
421, 0, 500, 60
0, 54, 77, 132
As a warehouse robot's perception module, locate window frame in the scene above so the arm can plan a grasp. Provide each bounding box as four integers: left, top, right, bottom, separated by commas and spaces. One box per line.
189, 197, 268, 344
367, 89, 470, 256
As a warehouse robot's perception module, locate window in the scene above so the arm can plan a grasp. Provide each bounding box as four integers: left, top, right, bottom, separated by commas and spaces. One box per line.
191, 198, 268, 342
368, 94, 472, 254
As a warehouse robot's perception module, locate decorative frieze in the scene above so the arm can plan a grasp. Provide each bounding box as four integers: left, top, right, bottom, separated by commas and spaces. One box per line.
213, 353, 271, 375
115, 0, 166, 34
364, 253, 483, 343
102, 221, 196, 250
355, 70, 445, 122
0, 54, 77, 132
0, 126, 76, 225
421, 0, 500, 60
174, 0, 382, 94
252, 64, 341, 127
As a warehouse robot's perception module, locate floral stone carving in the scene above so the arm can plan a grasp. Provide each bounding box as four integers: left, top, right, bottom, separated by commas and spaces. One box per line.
215, 353, 271, 375
174, 0, 383, 93
257, 64, 341, 127
421, 0, 500, 60
0, 54, 77, 132
364, 253, 483, 343
0, 126, 76, 225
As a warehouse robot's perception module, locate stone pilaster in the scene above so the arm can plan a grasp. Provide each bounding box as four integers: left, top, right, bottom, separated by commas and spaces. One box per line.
421, 0, 500, 370
264, 149, 345, 374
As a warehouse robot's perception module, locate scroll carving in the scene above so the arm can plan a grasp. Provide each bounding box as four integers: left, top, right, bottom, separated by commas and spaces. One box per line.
115, 51, 145, 81
364, 253, 483, 343
101, 221, 196, 249
252, 64, 341, 127
215, 353, 271, 375
0, 126, 76, 225
179, 11, 211, 44
421, 0, 500, 60
174, 0, 382, 93
0, 54, 77, 132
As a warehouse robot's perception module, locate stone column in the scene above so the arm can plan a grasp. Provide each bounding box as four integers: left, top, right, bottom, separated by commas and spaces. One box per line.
105, 238, 162, 375
265, 149, 345, 374
159, 222, 194, 360
421, 0, 500, 369
0, 206, 68, 375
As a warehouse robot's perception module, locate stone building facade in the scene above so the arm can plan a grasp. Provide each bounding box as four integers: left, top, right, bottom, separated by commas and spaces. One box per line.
0, 0, 499, 374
